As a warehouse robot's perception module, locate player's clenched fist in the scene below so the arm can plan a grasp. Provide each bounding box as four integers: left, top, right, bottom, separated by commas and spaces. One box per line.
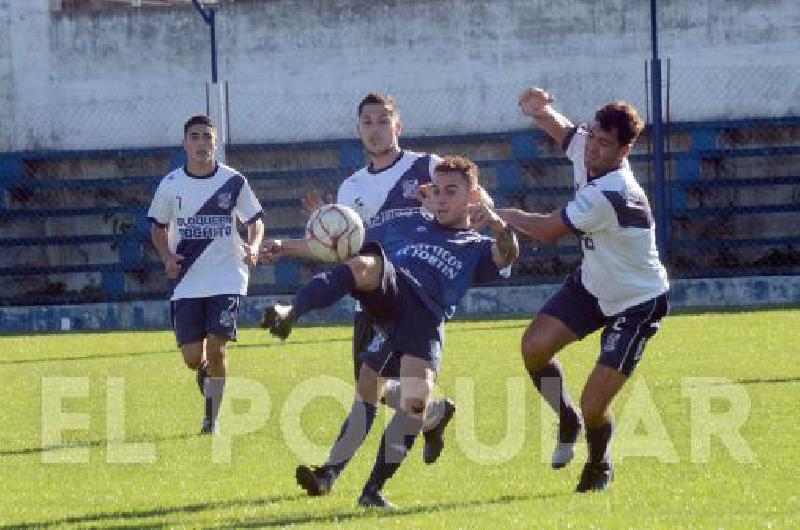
259, 239, 285, 264
467, 202, 505, 233
518, 87, 555, 118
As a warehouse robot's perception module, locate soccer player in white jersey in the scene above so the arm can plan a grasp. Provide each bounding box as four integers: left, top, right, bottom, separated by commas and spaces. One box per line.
297, 93, 456, 464
496, 88, 670, 492
148, 115, 264, 434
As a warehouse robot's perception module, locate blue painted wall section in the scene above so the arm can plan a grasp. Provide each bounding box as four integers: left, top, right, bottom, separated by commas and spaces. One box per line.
1, 276, 797, 333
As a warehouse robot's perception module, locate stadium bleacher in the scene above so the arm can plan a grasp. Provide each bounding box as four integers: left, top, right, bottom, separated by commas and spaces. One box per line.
1, 116, 799, 306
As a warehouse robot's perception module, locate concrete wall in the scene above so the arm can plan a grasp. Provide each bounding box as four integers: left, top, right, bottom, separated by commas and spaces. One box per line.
1, 0, 799, 150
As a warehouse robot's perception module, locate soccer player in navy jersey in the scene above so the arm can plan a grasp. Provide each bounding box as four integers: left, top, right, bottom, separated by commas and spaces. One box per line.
148, 115, 264, 434
496, 88, 670, 492
295, 92, 457, 465
260, 156, 518, 509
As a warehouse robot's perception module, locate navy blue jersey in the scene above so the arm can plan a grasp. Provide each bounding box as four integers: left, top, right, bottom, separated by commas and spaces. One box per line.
366, 214, 500, 320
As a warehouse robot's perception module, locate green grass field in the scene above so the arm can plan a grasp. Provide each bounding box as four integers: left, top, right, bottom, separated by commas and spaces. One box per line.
1, 310, 798, 529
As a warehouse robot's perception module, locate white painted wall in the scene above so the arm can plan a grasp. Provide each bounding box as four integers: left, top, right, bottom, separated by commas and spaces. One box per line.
1, 0, 799, 150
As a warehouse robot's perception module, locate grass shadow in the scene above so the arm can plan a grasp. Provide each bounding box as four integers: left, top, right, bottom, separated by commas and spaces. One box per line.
0, 432, 197, 458
0, 493, 306, 529
213, 491, 563, 528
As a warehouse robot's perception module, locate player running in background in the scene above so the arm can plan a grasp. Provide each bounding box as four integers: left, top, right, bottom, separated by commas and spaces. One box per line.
260, 156, 518, 509
292, 92, 456, 464
148, 115, 264, 434
497, 88, 669, 492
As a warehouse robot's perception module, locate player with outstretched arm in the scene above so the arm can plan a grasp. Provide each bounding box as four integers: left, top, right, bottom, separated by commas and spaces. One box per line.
497, 88, 670, 492
260, 156, 517, 509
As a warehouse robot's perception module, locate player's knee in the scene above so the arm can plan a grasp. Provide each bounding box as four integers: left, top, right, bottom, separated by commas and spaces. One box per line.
347, 255, 380, 290
520, 331, 553, 371
402, 397, 428, 418
180, 344, 204, 369
183, 354, 203, 370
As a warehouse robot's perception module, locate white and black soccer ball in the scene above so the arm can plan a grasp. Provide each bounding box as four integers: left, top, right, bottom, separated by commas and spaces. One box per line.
305, 204, 365, 263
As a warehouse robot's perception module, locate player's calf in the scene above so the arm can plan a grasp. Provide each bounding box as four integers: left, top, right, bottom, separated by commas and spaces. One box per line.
422, 397, 456, 464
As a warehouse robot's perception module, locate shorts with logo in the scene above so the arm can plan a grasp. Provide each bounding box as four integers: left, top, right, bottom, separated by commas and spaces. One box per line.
540, 272, 669, 376
170, 294, 241, 347
355, 242, 444, 378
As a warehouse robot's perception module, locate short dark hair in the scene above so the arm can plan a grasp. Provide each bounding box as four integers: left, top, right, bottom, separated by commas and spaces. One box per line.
357, 92, 398, 117
595, 101, 644, 146
184, 115, 215, 136
434, 156, 479, 189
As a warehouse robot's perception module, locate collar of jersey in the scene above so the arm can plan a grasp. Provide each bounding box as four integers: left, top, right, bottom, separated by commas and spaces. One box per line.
367, 150, 404, 175
184, 162, 219, 179
431, 217, 471, 234
587, 163, 623, 182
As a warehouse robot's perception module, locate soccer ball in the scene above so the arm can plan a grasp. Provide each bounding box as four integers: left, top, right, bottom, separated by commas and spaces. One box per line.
305, 204, 365, 262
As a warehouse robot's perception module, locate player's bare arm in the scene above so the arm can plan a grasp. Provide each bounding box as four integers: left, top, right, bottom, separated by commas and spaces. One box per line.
150, 224, 183, 279
243, 218, 265, 267
259, 238, 315, 264
519, 87, 574, 147
496, 207, 572, 246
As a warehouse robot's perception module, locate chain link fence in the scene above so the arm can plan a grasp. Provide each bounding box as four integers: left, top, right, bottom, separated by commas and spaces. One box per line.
1, 63, 799, 306
663, 64, 800, 278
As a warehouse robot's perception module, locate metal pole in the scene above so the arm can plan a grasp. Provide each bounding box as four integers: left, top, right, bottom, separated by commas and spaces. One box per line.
650, 0, 669, 262
210, 8, 218, 84
191, 0, 217, 84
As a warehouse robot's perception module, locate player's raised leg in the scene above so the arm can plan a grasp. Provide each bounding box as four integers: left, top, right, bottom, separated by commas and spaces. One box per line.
359, 354, 435, 510
521, 313, 583, 469
261, 254, 382, 340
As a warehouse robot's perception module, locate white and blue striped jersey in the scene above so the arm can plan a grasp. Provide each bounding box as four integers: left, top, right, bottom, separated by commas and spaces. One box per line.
147, 163, 263, 301
561, 126, 669, 316
337, 150, 440, 228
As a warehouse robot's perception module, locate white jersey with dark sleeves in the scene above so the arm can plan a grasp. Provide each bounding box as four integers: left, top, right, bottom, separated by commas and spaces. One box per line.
561, 126, 669, 316
337, 150, 440, 228
147, 163, 263, 301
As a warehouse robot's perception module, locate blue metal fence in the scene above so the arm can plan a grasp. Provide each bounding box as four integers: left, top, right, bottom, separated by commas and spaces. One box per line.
1, 116, 799, 306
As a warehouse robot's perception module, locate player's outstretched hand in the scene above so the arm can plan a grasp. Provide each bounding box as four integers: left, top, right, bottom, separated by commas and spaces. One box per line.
302, 189, 334, 216
164, 253, 184, 279
242, 243, 259, 267
259, 239, 284, 264
468, 202, 504, 232
519, 87, 555, 118
476, 185, 494, 209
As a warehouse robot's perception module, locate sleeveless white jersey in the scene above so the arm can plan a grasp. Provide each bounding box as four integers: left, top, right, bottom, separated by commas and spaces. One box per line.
561, 127, 669, 316
147, 163, 263, 301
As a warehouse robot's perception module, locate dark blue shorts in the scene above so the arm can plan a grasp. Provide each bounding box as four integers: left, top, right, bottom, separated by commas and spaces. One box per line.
170, 294, 241, 347
354, 242, 444, 377
540, 272, 669, 377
